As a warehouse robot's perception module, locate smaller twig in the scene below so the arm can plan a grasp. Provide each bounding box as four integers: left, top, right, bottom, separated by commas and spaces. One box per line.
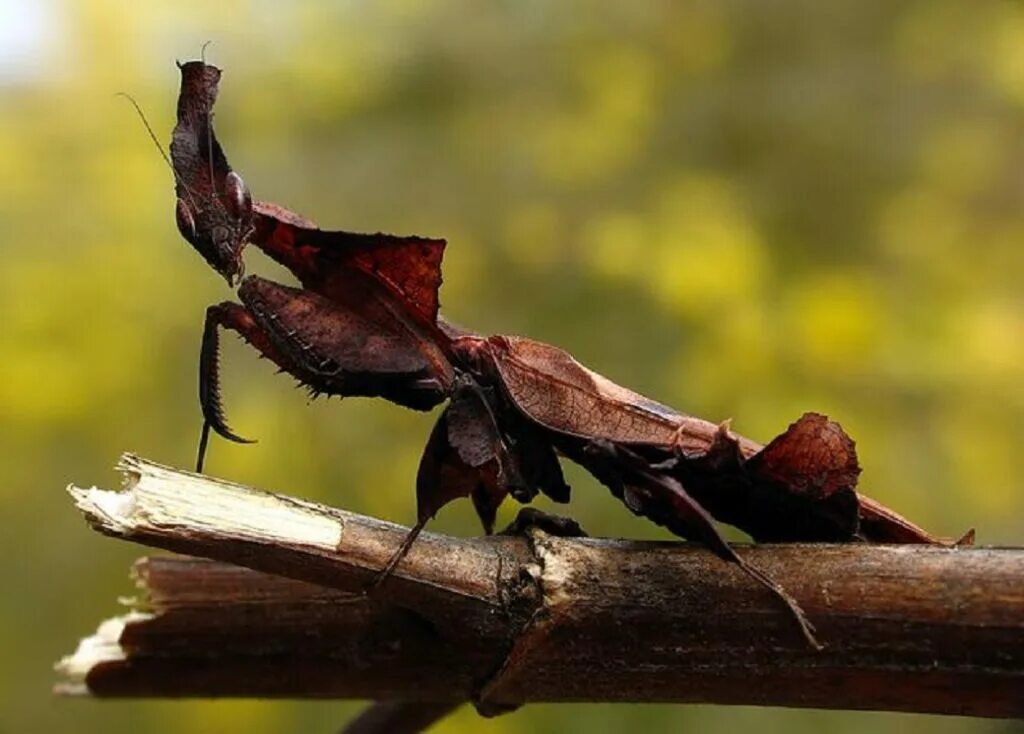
340, 702, 460, 734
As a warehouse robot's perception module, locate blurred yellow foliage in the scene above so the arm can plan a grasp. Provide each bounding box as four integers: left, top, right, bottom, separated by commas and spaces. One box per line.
785, 272, 883, 373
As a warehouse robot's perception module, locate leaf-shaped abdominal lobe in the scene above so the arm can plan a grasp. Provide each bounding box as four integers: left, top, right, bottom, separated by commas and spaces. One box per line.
486, 335, 724, 452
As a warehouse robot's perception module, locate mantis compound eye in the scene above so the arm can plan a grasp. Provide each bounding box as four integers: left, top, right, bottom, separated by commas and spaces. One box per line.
209, 223, 244, 286
211, 224, 232, 249
223, 171, 252, 219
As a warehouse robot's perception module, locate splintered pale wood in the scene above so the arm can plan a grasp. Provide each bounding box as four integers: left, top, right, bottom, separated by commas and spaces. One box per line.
60, 455, 1024, 718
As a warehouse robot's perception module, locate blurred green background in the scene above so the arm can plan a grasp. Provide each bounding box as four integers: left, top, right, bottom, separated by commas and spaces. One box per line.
2, 0, 1022, 732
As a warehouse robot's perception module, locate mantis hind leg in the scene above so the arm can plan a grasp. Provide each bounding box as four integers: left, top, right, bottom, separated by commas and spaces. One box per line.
582, 439, 821, 649
368, 517, 430, 592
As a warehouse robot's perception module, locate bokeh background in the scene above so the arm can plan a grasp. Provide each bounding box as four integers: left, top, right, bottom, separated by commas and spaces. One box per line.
2, 1, 1022, 732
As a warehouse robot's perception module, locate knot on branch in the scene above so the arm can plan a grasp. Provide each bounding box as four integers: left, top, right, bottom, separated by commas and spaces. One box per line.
476, 518, 582, 715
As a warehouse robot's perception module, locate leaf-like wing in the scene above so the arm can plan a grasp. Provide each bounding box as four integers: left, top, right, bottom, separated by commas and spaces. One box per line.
486, 335, 718, 448
483, 335, 864, 541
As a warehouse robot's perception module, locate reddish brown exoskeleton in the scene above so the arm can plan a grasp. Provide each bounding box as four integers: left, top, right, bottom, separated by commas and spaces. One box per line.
153, 59, 972, 648
164, 61, 457, 467
170, 61, 254, 286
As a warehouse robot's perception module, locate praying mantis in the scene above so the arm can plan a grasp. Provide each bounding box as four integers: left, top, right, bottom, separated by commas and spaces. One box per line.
130, 59, 970, 651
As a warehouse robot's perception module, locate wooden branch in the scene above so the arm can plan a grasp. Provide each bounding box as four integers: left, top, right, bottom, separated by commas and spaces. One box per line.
57, 454, 1024, 719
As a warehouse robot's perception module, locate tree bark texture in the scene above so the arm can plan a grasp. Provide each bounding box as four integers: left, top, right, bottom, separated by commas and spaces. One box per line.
56, 454, 1024, 719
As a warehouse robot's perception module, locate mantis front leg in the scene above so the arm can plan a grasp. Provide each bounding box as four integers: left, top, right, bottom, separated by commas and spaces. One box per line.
196, 301, 283, 472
